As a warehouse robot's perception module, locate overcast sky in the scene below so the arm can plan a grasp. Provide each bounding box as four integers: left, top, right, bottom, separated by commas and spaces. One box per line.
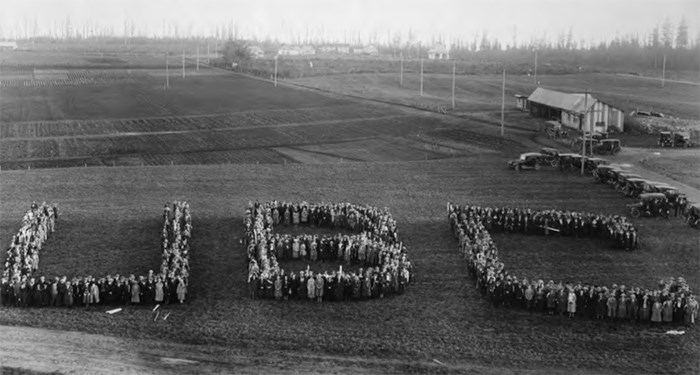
2, 0, 698, 45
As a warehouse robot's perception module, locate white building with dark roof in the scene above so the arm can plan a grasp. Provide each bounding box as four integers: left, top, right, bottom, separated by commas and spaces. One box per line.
527, 87, 624, 133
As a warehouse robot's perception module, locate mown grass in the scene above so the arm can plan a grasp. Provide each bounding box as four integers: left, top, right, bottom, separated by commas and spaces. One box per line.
1, 159, 698, 374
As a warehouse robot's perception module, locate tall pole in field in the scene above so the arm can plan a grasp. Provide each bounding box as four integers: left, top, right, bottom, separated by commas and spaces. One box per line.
661, 53, 667, 88
534, 50, 538, 85
207, 41, 210, 63
451, 59, 456, 109
182, 49, 185, 79
196, 46, 199, 71
581, 89, 588, 176
165, 52, 169, 89
400, 53, 404, 86
420, 57, 424, 97
501, 68, 506, 137
274, 55, 278, 87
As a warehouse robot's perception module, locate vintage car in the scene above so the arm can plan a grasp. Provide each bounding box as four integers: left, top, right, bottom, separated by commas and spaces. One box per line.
507, 152, 544, 171
615, 172, 642, 192
540, 147, 561, 167
540, 121, 568, 139
628, 193, 670, 218
557, 153, 584, 172
685, 203, 700, 229
583, 157, 608, 174
658, 131, 674, 147
622, 178, 650, 198
570, 137, 599, 154
642, 181, 676, 194
659, 131, 693, 148
593, 165, 624, 184
593, 139, 622, 155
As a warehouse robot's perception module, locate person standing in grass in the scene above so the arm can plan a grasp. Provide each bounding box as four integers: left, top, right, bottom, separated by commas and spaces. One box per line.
176, 276, 187, 304
274, 275, 283, 300
662, 298, 674, 323
315, 274, 324, 303
685, 296, 698, 326
307, 272, 316, 301
130, 279, 140, 305
651, 298, 663, 324
155, 277, 164, 304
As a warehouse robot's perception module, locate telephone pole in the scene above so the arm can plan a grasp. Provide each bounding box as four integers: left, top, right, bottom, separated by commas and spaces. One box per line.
196, 46, 199, 71
451, 59, 456, 109
400, 53, 404, 86
501, 68, 506, 137
534, 50, 538, 85
182, 49, 185, 79
420, 57, 424, 97
165, 52, 169, 89
580, 89, 588, 175
274, 55, 278, 87
661, 53, 667, 88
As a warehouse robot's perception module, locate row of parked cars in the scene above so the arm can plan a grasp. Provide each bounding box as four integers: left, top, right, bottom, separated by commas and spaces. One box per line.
506, 147, 700, 229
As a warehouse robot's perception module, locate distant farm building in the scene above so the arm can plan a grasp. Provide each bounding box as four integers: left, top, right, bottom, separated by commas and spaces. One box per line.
428, 45, 450, 60
527, 88, 624, 133
319, 44, 351, 54
0, 41, 18, 50
352, 45, 379, 55
300, 45, 317, 55
247, 45, 265, 59
278, 45, 301, 56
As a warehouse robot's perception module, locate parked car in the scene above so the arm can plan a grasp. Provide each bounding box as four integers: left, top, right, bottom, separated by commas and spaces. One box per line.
622, 178, 650, 198
593, 139, 621, 155
557, 153, 584, 172
658, 131, 693, 148
628, 193, 670, 218
540, 121, 568, 139
685, 203, 700, 229
593, 165, 624, 184
615, 172, 642, 192
507, 152, 544, 171
540, 147, 561, 167
583, 157, 608, 175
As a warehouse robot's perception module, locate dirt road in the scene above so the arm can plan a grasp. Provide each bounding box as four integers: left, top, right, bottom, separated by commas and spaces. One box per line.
1, 325, 585, 375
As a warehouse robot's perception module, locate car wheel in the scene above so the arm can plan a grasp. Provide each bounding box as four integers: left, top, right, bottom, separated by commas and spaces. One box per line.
534, 163, 541, 171
551, 160, 559, 168
631, 208, 641, 218
515, 164, 520, 171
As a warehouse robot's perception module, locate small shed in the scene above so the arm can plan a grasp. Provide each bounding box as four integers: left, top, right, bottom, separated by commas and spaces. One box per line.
428, 45, 450, 60
514, 94, 528, 111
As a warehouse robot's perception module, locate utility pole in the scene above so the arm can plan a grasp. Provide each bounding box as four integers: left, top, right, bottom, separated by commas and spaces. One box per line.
207, 41, 210, 63
534, 50, 538, 85
420, 57, 424, 97
661, 52, 667, 88
400, 53, 404, 86
581, 89, 588, 175
182, 49, 185, 79
165, 52, 169, 89
274, 55, 278, 87
196, 46, 199, 71
451, 59, 456, 109
501, 68, 506, 137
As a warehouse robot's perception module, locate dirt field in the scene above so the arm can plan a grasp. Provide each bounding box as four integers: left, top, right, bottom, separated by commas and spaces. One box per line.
1, 54, 699, 374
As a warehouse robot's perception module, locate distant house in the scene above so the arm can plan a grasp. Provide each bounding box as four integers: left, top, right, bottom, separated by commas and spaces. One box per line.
527, 88, 625, 133
514, 94, 528, 111
0, 41, 18, 50
278, 45, 300, 56
247, 45, 265, 59
300, 45, 316, 55
319, 44, 351, 54
428, 45, 450, 60
352, 45, 379, 55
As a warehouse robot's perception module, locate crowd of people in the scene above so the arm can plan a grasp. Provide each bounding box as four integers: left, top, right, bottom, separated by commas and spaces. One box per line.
243, 201, 412, 301
448, 203, 698, 326
448, 204, 639, 250
0, 202, 192, 308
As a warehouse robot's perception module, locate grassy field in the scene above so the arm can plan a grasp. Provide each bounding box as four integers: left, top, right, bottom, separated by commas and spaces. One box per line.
1, 53, 699, 373
293, 72, 700, 120
1, 161, 698, 374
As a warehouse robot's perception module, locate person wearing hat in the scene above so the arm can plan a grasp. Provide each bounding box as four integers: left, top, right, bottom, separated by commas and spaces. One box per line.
306, 272, 316, 301
651, 298, 663, 324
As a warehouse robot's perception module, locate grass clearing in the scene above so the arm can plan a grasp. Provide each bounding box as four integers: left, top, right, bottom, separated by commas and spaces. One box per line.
0, 160, 698, 374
